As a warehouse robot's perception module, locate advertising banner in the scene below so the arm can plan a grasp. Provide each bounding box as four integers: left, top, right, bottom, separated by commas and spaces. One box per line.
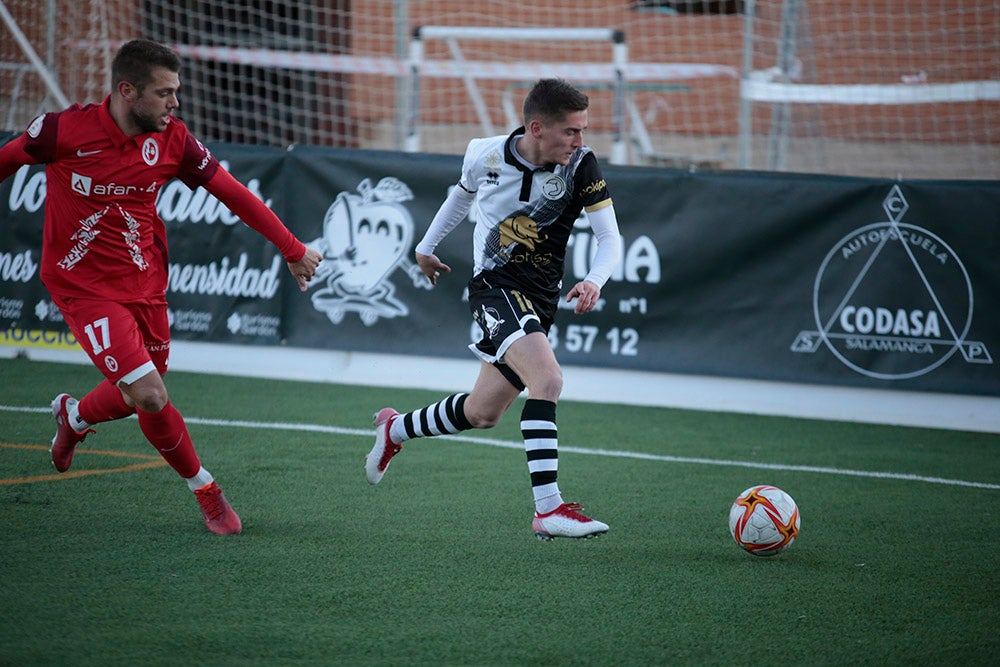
277, 146, 473, 358
160, 143, 290, 345
1, 132, 997, 395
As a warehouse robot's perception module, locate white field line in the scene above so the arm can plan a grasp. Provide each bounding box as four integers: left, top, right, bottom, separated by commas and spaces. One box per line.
3, 405, 998, 490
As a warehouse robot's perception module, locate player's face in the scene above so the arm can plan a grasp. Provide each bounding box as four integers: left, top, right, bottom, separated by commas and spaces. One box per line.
130, 67, 180, 133
537, 110, 588, 166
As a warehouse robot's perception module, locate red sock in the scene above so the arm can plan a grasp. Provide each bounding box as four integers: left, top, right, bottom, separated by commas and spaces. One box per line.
78, 379, 135, 425
136, 401, 201, 478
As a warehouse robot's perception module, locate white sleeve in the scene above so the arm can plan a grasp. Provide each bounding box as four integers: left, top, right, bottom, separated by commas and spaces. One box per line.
415, 183, 476, 256
582, 202, 622, 288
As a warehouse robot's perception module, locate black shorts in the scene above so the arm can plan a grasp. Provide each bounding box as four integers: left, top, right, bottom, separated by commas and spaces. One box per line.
467, 274, 555, 391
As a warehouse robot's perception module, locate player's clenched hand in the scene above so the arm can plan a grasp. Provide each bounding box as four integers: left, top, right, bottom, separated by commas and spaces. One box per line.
566, 280, 600, 314
287, 247, 323, 292
416, 252, 451, 286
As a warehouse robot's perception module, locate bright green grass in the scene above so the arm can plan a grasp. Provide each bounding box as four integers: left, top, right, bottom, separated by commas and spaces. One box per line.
1, 356, 998, 666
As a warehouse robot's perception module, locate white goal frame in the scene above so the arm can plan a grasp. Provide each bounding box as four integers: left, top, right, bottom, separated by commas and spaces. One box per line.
66, 33, 734, 164
406, 26, 630, 164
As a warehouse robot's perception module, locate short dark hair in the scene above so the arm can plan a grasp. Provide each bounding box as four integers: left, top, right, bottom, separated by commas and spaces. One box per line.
111, 39, 181, 92
522, 78, 590, 124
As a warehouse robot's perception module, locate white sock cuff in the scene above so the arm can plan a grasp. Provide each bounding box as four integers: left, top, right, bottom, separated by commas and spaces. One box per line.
533, 486, 563, 514
185, 467, 214, 491
68, 402, 91, 432
388, 418, 407, 445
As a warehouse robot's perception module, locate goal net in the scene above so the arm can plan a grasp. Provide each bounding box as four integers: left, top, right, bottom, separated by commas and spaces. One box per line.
1, 0, 997, 179
739, 0, 1000, 178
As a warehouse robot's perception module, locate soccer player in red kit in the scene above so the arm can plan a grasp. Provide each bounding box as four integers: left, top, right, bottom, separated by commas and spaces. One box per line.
0, 39, 322, 535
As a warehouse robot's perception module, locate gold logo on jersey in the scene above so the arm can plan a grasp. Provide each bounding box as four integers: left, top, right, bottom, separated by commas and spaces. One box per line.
581, 178, 606, 195
499, 215, 546, 251
484, 149, 502, 169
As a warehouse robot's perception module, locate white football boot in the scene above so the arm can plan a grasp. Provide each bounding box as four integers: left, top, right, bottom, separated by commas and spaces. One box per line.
532, 502, 609, 541
366, 407, 402, 485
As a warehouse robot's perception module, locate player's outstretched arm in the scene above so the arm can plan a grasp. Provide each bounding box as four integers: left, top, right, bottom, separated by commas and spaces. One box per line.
203, 167, 321, 290
0, 134, 34, 182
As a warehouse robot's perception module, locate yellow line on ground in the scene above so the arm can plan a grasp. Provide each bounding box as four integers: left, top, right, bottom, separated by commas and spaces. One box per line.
0, 442, 167, 485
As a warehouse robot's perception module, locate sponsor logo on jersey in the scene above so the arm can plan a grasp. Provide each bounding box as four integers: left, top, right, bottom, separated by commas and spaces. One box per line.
70, 173, 138, 197
194, 139, 212, 172
580, 178, 606, 196
117, 204, 148, 270
499, 215, 546, 251
56, 206, 109, 271
142, 137, 159, 165
27, 114, 44, 138
541, 175, 566, 200
71, 173, 92, 196
484, 149, 502, 169
76, 149, 102, 157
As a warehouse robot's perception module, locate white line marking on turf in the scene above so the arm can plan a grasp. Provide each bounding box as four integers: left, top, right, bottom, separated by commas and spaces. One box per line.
3, 405, 998, 490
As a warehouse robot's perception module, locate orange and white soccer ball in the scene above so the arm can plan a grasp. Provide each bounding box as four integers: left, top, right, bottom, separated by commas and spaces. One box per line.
729, 485, 800, 556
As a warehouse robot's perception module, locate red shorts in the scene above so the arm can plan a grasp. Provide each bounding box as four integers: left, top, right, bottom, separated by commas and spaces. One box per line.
52, 295, 170, 385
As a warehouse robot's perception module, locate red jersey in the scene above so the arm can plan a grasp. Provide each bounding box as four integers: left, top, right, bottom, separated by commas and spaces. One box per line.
5, 98, 220, 300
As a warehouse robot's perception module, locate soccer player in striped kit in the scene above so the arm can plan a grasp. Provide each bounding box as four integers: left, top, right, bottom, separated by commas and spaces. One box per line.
0, 39, 322, 535
366, 79, 622, 540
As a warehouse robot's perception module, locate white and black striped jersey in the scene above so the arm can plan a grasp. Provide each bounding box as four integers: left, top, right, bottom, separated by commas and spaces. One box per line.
458, 127, 613, 305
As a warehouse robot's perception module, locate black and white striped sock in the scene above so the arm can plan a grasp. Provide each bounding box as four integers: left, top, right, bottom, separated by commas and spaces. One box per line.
390, 393, 472, 444
521, 398, 563, 514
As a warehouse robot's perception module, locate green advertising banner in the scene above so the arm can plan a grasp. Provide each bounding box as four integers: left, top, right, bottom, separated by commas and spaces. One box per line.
2, 133, 997, 395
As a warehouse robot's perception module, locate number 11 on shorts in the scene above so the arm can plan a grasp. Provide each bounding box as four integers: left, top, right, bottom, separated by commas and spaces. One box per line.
510, 289, 535, 316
